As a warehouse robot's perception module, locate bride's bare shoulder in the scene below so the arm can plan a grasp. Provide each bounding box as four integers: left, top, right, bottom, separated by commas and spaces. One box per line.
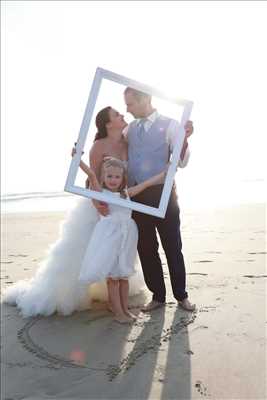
90, 139, 105, 154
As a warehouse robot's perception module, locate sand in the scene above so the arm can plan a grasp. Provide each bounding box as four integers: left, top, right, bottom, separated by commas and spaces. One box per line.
1, 203, 266, 400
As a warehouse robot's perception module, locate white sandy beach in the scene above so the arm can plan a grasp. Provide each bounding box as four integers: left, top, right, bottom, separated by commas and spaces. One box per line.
1, 203, 266, 400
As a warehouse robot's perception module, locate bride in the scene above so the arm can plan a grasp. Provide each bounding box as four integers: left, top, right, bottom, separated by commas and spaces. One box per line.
3, 106, 145, 317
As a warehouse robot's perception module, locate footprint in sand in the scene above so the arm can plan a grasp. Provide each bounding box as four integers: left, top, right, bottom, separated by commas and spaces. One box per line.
195, 380, 209, 396
0, 261, 14, 264
8, 254, 28, 257
193, 260, 213, 263
248, 252, 266, 255
199, 306, 216, 312
186, 349, 194, 355
188, 273, 208, 276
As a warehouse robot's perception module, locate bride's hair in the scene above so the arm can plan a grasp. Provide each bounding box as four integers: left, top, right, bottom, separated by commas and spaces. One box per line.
94, 106, 112, 141
101, 157, 128, 198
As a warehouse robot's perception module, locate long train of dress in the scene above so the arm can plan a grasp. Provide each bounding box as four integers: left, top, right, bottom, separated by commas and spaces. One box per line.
3, 198, 145, 317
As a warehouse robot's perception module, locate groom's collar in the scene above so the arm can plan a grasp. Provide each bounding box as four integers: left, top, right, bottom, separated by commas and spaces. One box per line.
137, 109, 159, 125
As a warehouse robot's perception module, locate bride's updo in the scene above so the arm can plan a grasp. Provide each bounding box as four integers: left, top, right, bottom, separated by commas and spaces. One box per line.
94, 106, 112, 141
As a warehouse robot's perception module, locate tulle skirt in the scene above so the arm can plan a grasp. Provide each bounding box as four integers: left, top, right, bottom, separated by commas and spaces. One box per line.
2, 198, 145, 317
79, 215, 138, 284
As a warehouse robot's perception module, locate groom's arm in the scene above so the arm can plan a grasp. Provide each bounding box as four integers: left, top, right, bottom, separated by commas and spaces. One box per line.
168, 120, 193, 168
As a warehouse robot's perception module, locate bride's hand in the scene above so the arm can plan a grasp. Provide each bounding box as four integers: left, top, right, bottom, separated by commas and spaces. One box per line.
92, 199, 109, 216
71, 142, 84, 157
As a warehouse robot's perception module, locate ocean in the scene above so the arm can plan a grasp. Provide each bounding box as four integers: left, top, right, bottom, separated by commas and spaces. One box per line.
1, 179, 266, 214
1, 191, 78, 214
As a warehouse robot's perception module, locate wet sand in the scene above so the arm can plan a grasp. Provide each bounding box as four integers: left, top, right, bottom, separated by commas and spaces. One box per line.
1, 203, 266, 399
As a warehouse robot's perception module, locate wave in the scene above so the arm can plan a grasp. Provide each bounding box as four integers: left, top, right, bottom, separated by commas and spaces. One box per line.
1, 191, 74, 203
1, 191, 78, 214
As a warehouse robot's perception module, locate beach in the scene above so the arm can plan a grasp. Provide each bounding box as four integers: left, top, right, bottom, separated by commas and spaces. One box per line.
1, 203, 266, 400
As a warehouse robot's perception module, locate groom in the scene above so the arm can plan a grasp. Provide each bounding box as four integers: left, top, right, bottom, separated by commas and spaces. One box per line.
124, 87, 195, 312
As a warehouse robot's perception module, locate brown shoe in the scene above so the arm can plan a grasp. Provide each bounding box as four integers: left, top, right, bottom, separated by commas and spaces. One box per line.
141, 300, 165, 312
178, 298, 196, 312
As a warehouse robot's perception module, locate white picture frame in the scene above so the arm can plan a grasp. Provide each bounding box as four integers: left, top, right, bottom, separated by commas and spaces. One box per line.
64, 67, 193, 218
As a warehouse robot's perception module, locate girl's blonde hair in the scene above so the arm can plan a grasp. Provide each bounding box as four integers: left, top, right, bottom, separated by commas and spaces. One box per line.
101, 157, 128, 198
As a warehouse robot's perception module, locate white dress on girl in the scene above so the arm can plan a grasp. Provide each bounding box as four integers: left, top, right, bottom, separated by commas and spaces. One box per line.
79, 190, 138, 284
2, 197, 144, 317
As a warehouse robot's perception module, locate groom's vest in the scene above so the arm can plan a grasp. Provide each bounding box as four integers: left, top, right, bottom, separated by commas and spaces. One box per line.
127, 115, 171, 186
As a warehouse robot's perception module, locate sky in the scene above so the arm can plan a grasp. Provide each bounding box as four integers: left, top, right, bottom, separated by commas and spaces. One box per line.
1, 1, 267, 206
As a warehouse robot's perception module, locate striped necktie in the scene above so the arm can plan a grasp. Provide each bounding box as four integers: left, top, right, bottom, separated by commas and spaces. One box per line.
137, 118, 147, 140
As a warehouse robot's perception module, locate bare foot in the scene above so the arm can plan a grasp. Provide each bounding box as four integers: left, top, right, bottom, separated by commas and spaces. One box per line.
107, 303, 113, 313
113, 314, 133, 324
124, 310, 137, 321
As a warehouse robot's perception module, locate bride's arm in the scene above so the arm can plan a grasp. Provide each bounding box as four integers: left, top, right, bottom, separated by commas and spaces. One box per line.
89, 141, 109, 215
71, 146, 93, 176
71, 146, 102, 192
85, 168, 102, 192
89, 141, 104, 180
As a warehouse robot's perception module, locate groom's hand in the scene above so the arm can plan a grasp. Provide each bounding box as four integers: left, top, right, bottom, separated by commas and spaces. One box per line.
180, 120, 193, 162
184, 120, 194, 139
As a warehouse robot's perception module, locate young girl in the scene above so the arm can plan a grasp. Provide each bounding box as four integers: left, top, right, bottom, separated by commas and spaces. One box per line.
76, 156, 166, 324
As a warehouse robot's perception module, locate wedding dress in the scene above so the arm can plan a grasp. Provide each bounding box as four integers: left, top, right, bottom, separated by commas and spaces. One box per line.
3, 197, 145, 317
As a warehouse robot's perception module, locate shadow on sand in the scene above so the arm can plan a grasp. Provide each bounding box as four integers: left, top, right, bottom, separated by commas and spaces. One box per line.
2, 299, 197, 399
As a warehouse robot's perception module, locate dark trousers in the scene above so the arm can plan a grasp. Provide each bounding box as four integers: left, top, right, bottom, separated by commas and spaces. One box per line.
132, 185, 188, 303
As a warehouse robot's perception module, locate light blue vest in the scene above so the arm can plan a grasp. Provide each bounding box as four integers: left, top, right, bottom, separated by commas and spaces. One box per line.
127, 115, 171, 185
